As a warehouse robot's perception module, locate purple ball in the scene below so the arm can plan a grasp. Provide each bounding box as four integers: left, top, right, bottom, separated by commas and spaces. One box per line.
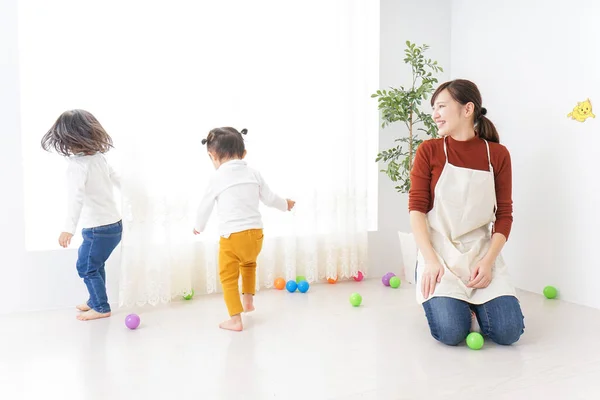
382, 272, 396, 286
125, 314, 140, 330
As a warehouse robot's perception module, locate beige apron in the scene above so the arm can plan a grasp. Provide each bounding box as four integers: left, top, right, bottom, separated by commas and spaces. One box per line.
416, 137, 517, 305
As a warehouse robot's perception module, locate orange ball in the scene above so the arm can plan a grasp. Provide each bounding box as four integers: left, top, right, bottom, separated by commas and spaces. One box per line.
274, 277, 286, 290
327, 277, 338, 284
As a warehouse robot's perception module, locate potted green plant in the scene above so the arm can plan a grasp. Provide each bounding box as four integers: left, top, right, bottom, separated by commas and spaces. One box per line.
372, 41, 444, 283
372, 41, 443, 193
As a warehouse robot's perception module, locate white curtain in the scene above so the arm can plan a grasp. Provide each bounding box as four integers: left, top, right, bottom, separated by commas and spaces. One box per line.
17, 0, 379, 307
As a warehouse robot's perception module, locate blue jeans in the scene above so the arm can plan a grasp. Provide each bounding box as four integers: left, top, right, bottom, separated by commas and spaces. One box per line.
77, 221, 122, 313
422, 295, 525, 346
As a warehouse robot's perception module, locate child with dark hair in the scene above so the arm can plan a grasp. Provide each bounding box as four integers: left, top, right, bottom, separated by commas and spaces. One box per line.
194, 127, 295, 331
41, 109, 122, 321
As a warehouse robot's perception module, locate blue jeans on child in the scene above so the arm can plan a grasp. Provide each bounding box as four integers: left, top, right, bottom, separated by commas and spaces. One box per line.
77, 220, 122, 313
422, 295, 525, 346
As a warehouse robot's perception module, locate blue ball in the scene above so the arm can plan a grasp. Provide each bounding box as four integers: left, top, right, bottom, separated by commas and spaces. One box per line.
297, 280, 310, 293
286, 280, 298, 292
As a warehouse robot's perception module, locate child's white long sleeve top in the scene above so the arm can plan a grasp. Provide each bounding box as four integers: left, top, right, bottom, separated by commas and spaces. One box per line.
64, 153, 121, 234
195, 160, 287, 237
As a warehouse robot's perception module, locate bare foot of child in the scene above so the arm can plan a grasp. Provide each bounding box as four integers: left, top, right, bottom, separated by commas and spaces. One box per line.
76, 310, 111, 321
243, 293, 255, 313
219, 315, 243, 331
76, 303, 91, 312
470, 310, 481, 333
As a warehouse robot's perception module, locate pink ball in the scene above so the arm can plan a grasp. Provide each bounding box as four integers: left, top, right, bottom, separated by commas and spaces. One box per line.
353, 271, 364, 281
125, 314, 140, 330
382, 272, 395, 286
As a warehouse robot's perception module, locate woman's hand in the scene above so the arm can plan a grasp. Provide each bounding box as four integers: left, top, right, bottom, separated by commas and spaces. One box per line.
468, 258, 494, 289
422, 261, 444, 299
467, 233, 505, 289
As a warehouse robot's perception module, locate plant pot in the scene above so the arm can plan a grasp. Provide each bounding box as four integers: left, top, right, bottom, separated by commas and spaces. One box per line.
398, 231, 418, 284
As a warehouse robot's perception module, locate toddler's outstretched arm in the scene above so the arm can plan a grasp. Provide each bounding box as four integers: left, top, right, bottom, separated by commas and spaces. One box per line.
256, 171, 292, 211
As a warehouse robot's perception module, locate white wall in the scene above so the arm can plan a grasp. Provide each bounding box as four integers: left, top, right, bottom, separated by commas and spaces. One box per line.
451, 0, 600, 308
369, 0, 451, 279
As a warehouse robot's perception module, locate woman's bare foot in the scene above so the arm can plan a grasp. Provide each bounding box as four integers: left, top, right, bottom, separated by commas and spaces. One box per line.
243, 293, 255, 313
76, 303, 91, 312
76, 310, 111, 321
219, 314, 243, 331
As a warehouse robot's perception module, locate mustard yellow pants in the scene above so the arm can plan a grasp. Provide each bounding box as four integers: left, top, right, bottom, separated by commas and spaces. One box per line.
219, 229, 264, 316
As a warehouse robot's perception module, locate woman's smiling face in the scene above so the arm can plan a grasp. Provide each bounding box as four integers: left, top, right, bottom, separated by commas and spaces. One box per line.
432, 88, 474, 137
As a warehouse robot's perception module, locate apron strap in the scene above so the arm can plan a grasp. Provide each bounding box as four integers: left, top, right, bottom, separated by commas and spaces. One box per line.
483, 139, 498, 213
443, 137, 448, 162
483, 139, 493, 172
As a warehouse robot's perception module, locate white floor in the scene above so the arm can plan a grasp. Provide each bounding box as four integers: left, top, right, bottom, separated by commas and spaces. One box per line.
1, 280, 600, 400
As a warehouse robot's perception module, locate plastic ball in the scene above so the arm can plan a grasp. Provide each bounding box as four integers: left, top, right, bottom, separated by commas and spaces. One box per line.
286, 280, 298, 293
297, 280, 310, 293
349, 292, 362, 307
389, 276, 401, 288
543, 286, 558, 299
353, 271, 364, 282
296, 275, 307, 283
274, 277, 286, 290
327, 277, 338, 284
182, 288, 194, 300
381, 272, 395, 286
125, 314, 140, 330
466, 332, 484, 350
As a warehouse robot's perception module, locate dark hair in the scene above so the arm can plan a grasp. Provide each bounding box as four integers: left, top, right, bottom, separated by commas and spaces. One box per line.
431, 79, 499, 143
202, 127, 247, 160
41, 109, 113, 156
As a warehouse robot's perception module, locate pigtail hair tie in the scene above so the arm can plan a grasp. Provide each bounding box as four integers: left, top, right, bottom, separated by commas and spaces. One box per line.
201, 138, 208, 145
240, 128, 248, 135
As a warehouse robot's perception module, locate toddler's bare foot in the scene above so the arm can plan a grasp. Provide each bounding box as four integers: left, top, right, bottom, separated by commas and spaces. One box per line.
470, 310, 481, 333
243, 293, 255, 313
76, 310, 111, 321
219, 315, 243, 331
76, 303, 91, 312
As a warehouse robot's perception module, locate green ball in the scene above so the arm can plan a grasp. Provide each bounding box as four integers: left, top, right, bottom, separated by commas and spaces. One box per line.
349, 292, 362, 307
543, 286, 558, 299
466, 332, 484, 350
296, 275, 307, 283
389, 276, 401, 288
183, 288, 195, 300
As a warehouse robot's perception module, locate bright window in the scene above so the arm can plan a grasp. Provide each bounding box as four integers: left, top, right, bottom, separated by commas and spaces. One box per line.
19, 0, 379, 251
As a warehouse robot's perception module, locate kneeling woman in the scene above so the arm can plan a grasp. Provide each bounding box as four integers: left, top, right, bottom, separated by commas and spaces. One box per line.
409, 79, 525, 346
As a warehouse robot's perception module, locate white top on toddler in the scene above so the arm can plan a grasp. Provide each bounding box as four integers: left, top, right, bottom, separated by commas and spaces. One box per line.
64, 153, 121, 234
195, 160, 287, 237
